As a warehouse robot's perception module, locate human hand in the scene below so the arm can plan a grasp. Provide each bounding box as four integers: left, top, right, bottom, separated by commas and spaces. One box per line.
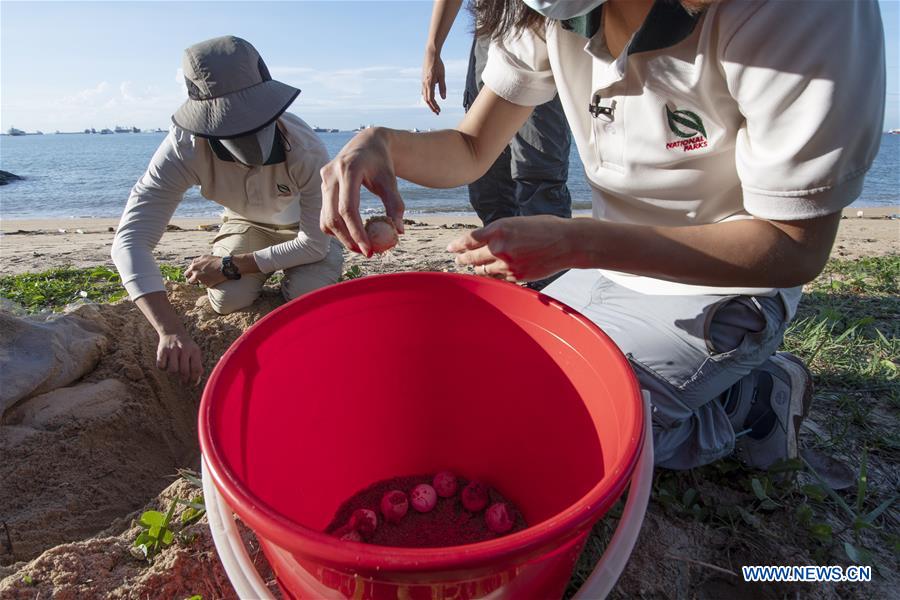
422, 49, 446, 115
319, 128, 405, 257
157, 330, 203, 385
185, 255, 227, 288
448, 216, 577, 282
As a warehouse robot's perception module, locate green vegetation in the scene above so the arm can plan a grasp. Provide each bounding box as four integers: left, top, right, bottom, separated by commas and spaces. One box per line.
0, 265, 185, 311
132, 469, 206, 561
567, 255, 898, 595
342, 264, 365, 280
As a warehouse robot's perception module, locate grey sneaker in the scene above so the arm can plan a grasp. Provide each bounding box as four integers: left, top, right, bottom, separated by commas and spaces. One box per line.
722, 352, 813, 469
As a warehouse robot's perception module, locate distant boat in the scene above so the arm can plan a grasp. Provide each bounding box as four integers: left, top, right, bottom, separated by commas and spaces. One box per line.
7, 127, 26, 136
132, 126, 141, 133
100, 128, 113, 135
889, 129, 900, 135
313, 126, 328, 132
90, 128, 97, 134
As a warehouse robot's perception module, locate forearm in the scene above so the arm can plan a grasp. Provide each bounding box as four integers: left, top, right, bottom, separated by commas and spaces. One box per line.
569, 215, 839, 288
382, 88, 533, 188
380, 128, 482, 188
426, 0, 463, 54
135, 291, 188, 335
250, 233, 328, 272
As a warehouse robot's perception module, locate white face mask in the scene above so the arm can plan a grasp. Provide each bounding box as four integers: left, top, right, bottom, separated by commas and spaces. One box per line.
220, 122, 276, 166
522, 0, 607, 20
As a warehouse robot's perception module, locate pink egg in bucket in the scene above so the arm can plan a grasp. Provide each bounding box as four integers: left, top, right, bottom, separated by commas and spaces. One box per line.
199, 272, 653, 599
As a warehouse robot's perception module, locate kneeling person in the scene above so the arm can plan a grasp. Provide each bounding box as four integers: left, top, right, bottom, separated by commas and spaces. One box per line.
112, 36, 342, 382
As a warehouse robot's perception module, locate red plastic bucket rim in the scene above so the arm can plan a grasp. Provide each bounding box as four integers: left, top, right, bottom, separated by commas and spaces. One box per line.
199, 272, 644, 573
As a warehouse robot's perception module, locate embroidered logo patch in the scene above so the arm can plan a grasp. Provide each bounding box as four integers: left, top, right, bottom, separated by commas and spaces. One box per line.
276, 183, 291, 196
665, 105, 708, 152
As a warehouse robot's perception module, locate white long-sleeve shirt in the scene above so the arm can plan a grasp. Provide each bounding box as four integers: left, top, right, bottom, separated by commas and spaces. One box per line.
111, 113, 330, 300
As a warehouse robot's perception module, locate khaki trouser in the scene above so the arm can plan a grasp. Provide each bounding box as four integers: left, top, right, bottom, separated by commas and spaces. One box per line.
208, 217, 343, 315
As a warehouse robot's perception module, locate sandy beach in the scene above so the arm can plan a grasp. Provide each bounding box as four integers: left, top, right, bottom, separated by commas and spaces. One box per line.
1, 206, 897, 599
2, 207, 897, 277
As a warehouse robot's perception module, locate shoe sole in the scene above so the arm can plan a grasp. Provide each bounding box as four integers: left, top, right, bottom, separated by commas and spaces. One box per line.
770, 352, 813, 460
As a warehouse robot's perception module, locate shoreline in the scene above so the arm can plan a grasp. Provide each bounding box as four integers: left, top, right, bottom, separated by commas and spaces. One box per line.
1, 206, 897, 234
1, 207, 896, 277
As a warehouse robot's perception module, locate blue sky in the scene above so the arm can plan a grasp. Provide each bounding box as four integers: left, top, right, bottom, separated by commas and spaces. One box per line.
1, 0, 898, 132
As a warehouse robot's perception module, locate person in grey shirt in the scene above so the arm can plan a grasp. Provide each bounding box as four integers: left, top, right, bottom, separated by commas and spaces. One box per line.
422, 0, 572, 229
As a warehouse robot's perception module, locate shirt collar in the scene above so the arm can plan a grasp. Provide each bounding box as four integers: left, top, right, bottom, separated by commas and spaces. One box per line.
561, 0, 703, 55
208, 127, 287, 166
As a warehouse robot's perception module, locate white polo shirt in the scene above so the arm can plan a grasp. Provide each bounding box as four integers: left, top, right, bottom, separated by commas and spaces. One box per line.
112, 112, 331, 300
482, 0, 885, 307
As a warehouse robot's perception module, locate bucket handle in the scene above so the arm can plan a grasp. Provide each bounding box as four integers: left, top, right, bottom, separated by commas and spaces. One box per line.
572, 391, 654, 599
202, 457, 277, 599
203, 392, 654, 600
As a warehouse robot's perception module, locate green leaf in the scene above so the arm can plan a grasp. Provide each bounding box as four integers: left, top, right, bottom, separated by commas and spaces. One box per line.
22, 574, 34, 585
139, 510, 166, 528
844, 541, 874, 565
808, 522, 833, 544
861, 494, 898, 525
767, 457, 804, 473
751, 478, 768, 501
186, 595, 203, 600
802, 455, 858, 521
760, 499, 779, 511
162, 529, 174, 545
178, 469, 203, 489
737, 506, 762, 530
801, 484, 827, 502
795, 503, 813, 524
163, 501, 178, 528
856, 450, 868, 514
134, 532, 151, 546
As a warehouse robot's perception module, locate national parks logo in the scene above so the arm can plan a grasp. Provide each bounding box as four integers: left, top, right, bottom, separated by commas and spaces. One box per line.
665, 105, 708, 152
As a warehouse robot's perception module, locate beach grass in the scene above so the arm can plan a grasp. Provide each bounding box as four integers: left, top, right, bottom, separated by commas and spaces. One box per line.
0, 264, 185, 311
566, 255, 899, 595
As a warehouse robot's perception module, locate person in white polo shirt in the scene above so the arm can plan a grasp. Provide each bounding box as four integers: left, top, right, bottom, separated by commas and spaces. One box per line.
112, 36, 342, 383
319, 0, 885, 470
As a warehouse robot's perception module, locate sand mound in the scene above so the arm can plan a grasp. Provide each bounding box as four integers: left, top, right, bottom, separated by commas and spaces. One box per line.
0, 283, 283, 566
0, 479, 277, 599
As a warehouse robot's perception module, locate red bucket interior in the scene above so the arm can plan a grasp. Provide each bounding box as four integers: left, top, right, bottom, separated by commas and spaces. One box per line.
201, 273, 641, 561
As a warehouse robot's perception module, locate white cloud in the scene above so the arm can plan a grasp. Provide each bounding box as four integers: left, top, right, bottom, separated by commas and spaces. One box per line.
3, 60, 470, 132
61, 81, 111, 104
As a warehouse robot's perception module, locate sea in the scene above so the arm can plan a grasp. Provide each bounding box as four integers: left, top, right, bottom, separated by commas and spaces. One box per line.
0, 131, 897, 220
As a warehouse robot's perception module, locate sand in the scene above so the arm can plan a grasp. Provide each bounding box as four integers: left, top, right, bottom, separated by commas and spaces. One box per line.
0, 207, 897, 598
1, 207, 898, 277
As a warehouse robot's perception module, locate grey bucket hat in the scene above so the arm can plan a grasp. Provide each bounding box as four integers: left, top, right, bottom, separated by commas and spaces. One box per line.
172, 36, 300, 139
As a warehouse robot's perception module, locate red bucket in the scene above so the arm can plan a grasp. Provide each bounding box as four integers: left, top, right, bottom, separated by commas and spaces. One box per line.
199, 272, 645, 598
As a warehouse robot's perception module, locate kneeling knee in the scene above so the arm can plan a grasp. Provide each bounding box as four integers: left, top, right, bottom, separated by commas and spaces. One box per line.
207, 291, 256, 315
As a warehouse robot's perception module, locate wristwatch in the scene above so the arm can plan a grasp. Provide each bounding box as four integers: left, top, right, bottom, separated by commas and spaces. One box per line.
221, 255, 242, 280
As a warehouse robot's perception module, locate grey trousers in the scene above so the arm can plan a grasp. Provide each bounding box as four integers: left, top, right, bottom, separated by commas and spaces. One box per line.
464, 36, 572, 225
543, 270, 791, 470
